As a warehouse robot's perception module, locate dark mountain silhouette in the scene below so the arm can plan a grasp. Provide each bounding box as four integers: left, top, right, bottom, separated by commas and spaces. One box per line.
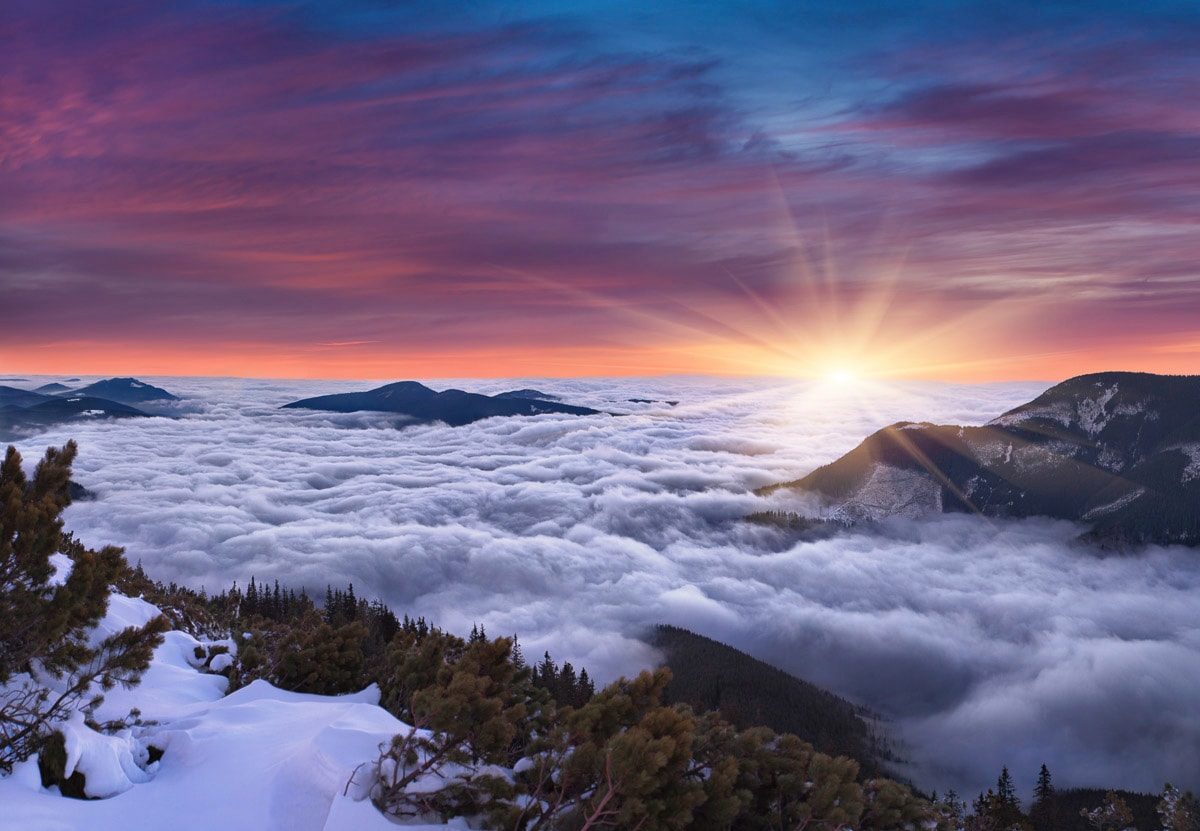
0, 386, 52, 409
493, 388, 562, 401
1, 396, 148, 437
68, 481, 97, 502
650, 625, 887, 771
282, 381, 601, 427
34, 382, 72, 393
763, 372, 1200, 546
0, 377, 177, 438
66, 377, 179, 405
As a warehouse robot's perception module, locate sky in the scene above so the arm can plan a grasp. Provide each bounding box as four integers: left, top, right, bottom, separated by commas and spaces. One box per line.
12, 374, 1200, 795
3, 0, 1200, 380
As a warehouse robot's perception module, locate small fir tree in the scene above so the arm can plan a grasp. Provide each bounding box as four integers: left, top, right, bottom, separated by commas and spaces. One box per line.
0, 442, 167, 771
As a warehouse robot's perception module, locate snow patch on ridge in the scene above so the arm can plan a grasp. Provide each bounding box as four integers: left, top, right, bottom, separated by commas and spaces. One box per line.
1096, 445, 1125, 472
990, 401, 1074, 429
988, 383, 1145, 441
1077, 384, 1118, 438
1011, 443, 1064, 474
1082, 488, 1146, 521
969, 439, 1013, 467
828, 464, 942, 522
1171, 444, 1200, 484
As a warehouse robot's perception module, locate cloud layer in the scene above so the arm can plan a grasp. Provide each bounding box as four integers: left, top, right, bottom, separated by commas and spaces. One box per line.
11, 374, 1200, 796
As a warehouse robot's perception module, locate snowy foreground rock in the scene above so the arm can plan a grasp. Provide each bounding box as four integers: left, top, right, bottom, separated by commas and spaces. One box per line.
0, 593, 450, 831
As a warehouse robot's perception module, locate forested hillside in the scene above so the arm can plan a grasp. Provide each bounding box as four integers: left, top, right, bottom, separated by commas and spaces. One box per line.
650, 624, 885, 769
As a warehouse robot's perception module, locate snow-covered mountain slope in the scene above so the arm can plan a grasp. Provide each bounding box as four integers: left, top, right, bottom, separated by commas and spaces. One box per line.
765, 373, 1200, 545
0, 594, 444, 831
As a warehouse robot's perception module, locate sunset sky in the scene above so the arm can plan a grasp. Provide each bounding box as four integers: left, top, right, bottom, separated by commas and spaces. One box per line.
3, 0, 1199, 381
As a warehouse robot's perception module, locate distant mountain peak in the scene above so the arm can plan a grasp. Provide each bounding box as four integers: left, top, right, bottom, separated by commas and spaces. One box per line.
375, 381, 436, 396
67, 377, 179, 405
493, 388, 563, 402
282, 381, 600, 427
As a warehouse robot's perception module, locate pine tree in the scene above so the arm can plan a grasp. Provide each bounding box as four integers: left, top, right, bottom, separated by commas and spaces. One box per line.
538, 651, 558, 690
990, 766, 1028, 831
943, 789, 966, 831
244, 576, 259, 617
514, 669, 708, 830
324, 585, 336, 625
273, 617, 368, 695
997, 767, 1017, 808
1031, 764, 1056, 831
0, 442, 167, 771
558, 661, 577, 706
578, 667, 594, 702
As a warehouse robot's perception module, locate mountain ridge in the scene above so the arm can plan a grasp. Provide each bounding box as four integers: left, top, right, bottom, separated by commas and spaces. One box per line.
764, 372, 1200, 546
0, 377, 178, 438
282, 381, 601, 427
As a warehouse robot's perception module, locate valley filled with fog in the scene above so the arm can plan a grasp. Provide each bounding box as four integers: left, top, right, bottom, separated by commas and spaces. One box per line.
11, 375, 1200, 795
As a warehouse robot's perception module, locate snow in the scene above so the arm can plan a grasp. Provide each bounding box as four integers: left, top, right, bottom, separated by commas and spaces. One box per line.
988, 384, 1126, 439
1076, 384, 1118, 437
1096, 445, 1125, 472
968, 439, 1012, 466
93, 630, 229, 724
1081, 487, 1146, 521
989, 401, 1074, 429
47, 553, 73, 587
1173, 444, 1200, 484
0, 593, 451, 831
828, 463, 943, 522
1011, 442, 1066, 474
58, 711, 156, 798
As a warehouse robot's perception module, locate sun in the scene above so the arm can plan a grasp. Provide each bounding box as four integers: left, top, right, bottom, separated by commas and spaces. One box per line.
825, 366, 858, 385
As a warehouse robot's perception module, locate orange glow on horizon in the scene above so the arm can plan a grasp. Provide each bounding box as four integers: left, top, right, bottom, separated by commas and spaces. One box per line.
3, 333, 1197, 383
4, 179, 1196, 386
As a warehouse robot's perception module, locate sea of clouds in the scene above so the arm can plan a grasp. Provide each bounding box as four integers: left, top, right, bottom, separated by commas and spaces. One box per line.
9, 374, 1200, 796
